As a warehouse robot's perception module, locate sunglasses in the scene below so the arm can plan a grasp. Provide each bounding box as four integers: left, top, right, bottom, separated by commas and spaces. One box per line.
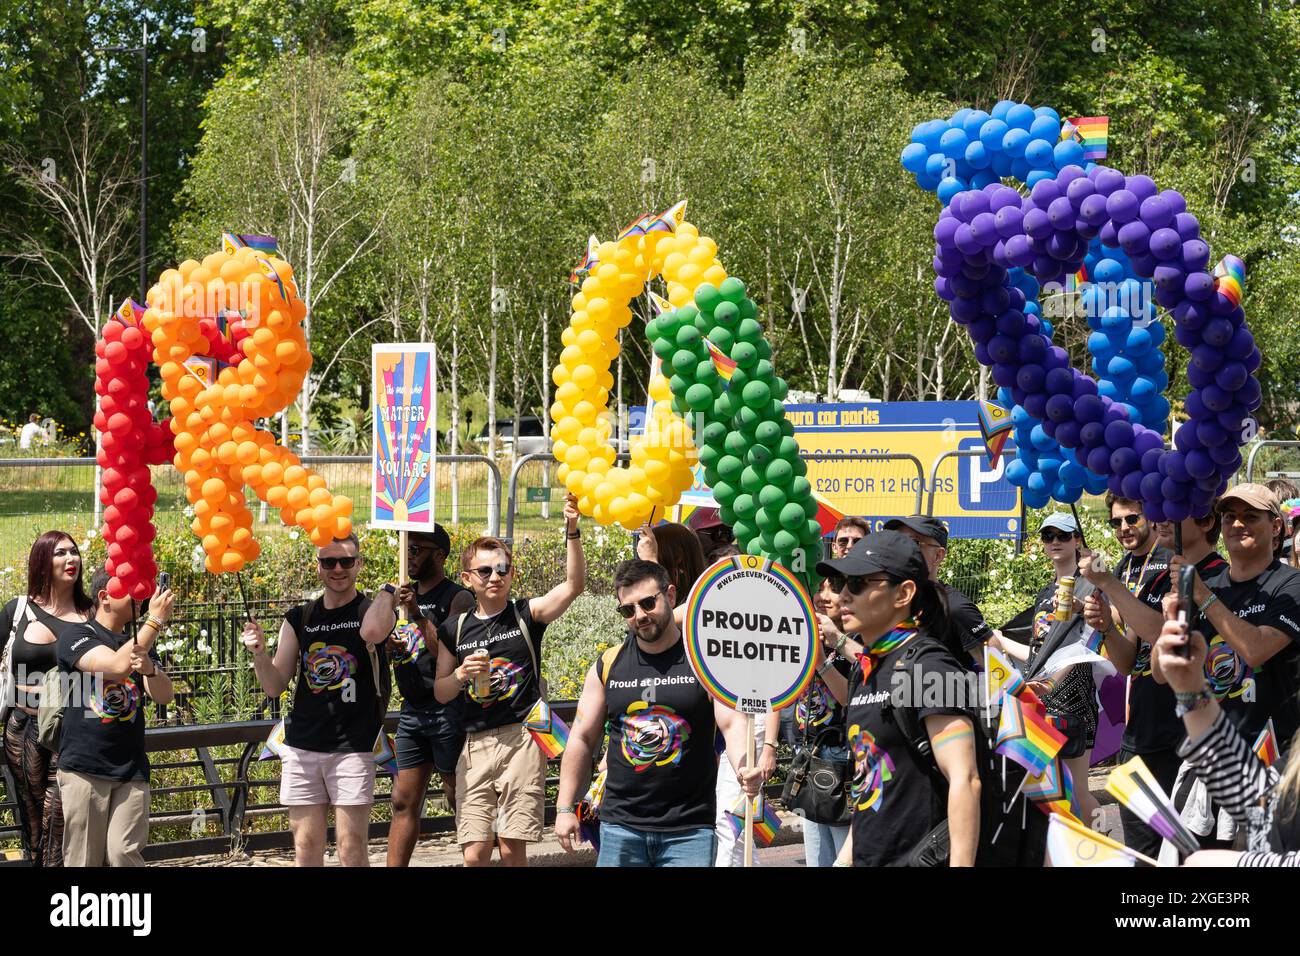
407, 542, 442, 555
468, 563, 512, 581
616, 591, 664, 619
318, 556, 358, 570
1109, 515, 1144, 529
824, 573, 846, 592
1040, 530, 1075, 544
834, 536, 863, 551
842, 574, 893, 596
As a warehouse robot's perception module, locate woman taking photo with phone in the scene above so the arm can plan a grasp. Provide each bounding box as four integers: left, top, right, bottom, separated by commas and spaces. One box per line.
818, 531, 983, 867
0, 530, 95, 866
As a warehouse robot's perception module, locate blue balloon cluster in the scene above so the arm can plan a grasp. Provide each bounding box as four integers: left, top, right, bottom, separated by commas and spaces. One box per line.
904, 99, 1115, 505
1078, 240, 1170, 436
901, 101, 1091, 208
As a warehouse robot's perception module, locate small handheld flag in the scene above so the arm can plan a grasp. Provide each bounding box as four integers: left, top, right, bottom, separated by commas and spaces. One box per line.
524, 698, 571, 758
704, 337, 737, 382
1067, 116, 1109, 160
726, 793, 781, 847
259, 718, 289, 760
1024, 759, 1081, 822
1046, 813, 1153, 867
977, 399, 1014, 466
995, 689, 1068, 777
1212, 254, 1245, 308
115, 297, 145, 327
569, 234, 600, 283
222, 232, 279, 256
985, 645, 1026, 709
373, 731, 398, 773
1105, 754, 1200, 856
1253, 719, 1278, 768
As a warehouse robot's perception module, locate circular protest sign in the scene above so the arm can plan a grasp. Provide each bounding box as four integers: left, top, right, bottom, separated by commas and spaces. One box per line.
683, 555, 819, 714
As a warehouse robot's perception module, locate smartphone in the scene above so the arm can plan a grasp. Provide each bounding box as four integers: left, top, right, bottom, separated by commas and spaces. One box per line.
1175, 564, 1196, 659
158, 571, 171, 591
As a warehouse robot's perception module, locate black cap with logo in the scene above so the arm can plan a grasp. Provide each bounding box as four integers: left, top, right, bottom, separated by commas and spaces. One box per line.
815, 530, 927, 582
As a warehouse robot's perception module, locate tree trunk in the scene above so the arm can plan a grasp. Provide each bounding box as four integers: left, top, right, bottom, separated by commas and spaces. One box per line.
450, 310, 460, 524
487, 261, 498, 459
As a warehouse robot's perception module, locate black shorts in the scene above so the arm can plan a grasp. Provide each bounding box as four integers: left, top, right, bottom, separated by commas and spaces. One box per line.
395, 704, 465, 774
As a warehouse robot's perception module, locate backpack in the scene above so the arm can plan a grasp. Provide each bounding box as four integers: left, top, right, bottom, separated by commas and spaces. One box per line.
0, 596, 31, 726
454, 600, 549, 699
880, 639, 1022, 867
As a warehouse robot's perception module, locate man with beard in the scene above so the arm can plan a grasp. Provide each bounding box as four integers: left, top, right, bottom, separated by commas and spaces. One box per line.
555, 559, 766, 866
1080, 506, 1223, 856
362, 524, 474, 867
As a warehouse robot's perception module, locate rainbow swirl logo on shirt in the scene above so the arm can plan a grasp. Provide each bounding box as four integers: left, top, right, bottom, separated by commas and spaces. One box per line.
1205, 636, 1251, 700
468, 657, 525, 707
620, 700, 692, 772
303, 642, 358, 693
90, 676, 140, 723
849, 724, 894, 813
1033, 608, 1054, 641
796, 678, 836, 734
1133, 641, 1153, 678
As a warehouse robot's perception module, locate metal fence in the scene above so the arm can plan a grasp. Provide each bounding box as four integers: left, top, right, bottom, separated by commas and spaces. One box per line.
1244, 440, 1300, 486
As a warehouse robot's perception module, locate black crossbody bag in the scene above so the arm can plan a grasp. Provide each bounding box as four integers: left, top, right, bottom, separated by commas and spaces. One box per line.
780, 684, 851, 827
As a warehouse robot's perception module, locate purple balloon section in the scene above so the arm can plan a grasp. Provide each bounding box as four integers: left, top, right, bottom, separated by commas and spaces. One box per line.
932, 165, 1262, 522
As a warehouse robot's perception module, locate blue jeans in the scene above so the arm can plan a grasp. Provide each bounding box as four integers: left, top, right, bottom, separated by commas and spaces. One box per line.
597, 823, 717, 867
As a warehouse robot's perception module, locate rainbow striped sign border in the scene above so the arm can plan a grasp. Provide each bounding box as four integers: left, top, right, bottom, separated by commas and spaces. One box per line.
683, 555, 819, 713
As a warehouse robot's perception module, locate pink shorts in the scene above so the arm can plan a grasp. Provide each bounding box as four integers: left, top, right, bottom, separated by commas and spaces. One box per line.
279, 745, 376, 807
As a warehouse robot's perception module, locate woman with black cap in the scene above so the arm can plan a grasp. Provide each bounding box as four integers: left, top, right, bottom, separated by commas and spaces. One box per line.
817, 530, 983, 866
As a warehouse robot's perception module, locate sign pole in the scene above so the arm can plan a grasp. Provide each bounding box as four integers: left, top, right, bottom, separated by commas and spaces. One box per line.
399, 530, 408, 588
743, 712, 756, 868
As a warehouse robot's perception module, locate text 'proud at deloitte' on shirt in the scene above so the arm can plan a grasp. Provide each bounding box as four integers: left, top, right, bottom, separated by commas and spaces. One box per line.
56, 620, 162, 781
283, 593, 385, 753
438, 598, 547, 733
845, 635, 970, 867
1200, 558, 1300, 745
395, 577, 470, 714
601, 635, 718, 831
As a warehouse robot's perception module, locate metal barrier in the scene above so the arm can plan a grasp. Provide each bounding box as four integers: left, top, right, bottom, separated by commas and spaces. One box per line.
1245, 440, 1300, 484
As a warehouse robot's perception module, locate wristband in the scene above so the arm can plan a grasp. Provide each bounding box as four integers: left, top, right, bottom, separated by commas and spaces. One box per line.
1174, 689, 1211, 717
1198, 593, 1219, 615
566, 529, 581, 539
382, 584, 397, 597
834, 634, 849, 657
556, 805, 576, 815
762, 741, 778, 751
144, 616, 165, 632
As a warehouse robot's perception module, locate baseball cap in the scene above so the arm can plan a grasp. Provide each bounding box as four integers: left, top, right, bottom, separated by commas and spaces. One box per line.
816, 531, 927, 582
1215, 484, 1284, 520
1039, 512, 1079, 535
410, 523, 452, 555
883, 515, 949, 549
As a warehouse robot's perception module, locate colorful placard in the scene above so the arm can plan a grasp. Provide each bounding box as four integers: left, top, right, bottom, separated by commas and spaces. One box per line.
682, 555, 818, 714
371, 343, 437, 532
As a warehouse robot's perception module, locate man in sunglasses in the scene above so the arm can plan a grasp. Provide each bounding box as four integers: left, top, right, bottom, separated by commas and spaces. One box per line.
883, 515, 992, 664
831, 516, 869, 559
361, 523, 474, 867
432, 493, 585, 866
555, 559, 766, 866
241, 533, 389, 867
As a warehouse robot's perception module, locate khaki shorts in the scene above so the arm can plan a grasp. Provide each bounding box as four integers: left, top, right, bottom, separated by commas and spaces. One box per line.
455, 721, 546, 844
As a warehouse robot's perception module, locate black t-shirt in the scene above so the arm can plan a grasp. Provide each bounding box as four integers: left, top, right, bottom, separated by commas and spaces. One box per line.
600, 635, 717, 831
1199, 559, 1300, 745
944, 583, 992, 653
1114, 544, 1171, 599
796, 659, 849, 743
1122, 552, 1227, 754
283, 593, 386, 753
56, 621, 160, 781
394, 577, 470, 714
845, 634, 970, 867
438, 598, 547, 733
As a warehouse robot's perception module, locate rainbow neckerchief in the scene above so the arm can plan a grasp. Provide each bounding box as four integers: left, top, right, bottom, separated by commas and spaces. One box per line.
859, 619, 919, 680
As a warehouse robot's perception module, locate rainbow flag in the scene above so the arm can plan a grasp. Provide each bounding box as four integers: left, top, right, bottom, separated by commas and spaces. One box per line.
644, 198, 688, 234
648, 291, 674, 315
1212, 254, 1245, 308
577, 769, 607, 849
524, 698, 570, 758
1253, 719, 1278, 767
569, 234, 600, 283
1067, 116, 1109, 160
977, 399, 1014, 466
1046, 813, 1142, 867
703, 337, 736, 382
995, 688, 1068, 777
255, 255, 291, 303
812, 491, 845, 535
1024, 759, 1081, 821
726, 793, 782, 847
373, 731, 398, 773
1105, 754, 1199, 856
617, 212, 653, 241
115, 296, 145, 327
222, 232, 279, 256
